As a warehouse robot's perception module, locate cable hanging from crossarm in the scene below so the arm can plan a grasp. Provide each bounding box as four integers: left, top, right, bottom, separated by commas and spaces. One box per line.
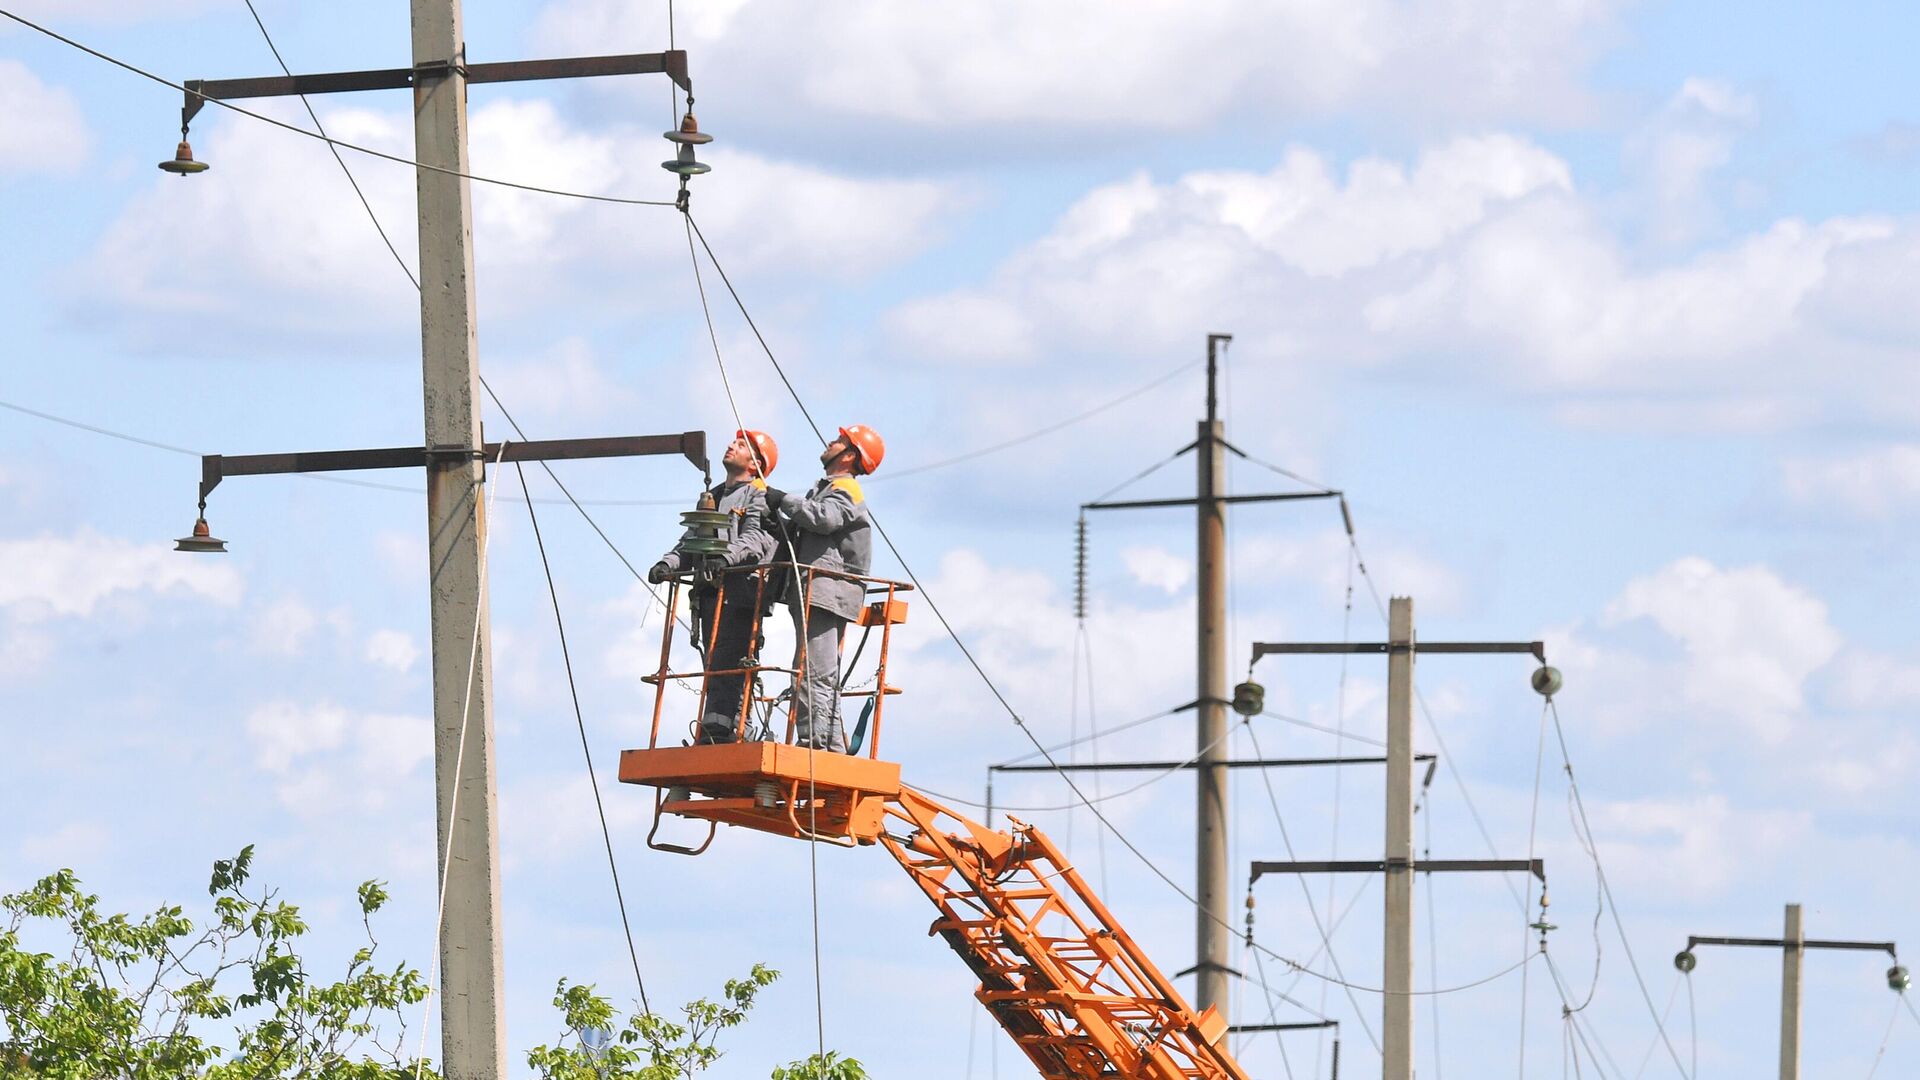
514, 461, 651, 1013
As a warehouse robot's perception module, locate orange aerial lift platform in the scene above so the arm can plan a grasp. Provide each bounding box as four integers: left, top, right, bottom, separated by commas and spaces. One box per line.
619, 565, 1251, 1080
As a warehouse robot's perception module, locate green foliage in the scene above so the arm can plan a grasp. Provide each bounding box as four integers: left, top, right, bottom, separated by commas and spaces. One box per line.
770, 1051, 870, 1080
527, 966, 865, 1079
0, 847, 434, 1078
1, 851, 866, 1079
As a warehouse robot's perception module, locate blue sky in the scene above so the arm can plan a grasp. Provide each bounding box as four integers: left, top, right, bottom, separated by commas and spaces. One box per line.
4, 0, 1919, 1076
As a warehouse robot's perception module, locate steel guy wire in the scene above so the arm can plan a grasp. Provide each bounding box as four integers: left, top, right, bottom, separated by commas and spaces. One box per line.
1260, 709, 1390, 749
1630, 974, 1685, 1080
1519, 698, 1552, 1080
878, 360, 1200, 482
0, 396, 688, 505
1548, 698, 1692, 1079
1906, 990, 1920, 1034
1243, 717, 1382, 1052
0, 7, 679, 208
1248, 946, 1300, 1080
1547, 952, 1629, 1080
411, 440, 506, 1079
514, 461, 651, 1013
681, 205, 829, 1060
1319, 534, 1359, 1080
1424, 787, 1447, 1080
240, 0, 419, 291
1865, 993, 1903, 1080
912, 719, 1238, 813
687, 204, 1544, 1003
997, 705, 1184, 765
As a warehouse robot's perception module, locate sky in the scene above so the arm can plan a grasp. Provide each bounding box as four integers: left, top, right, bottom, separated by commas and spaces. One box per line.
3, 0, 1919, 1076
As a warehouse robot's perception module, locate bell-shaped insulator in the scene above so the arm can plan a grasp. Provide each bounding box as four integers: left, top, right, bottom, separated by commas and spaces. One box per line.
676, 490, 731, 556
664, 110, 714, 145
1674, 950, 1697, 973
1890, 964, 1911, 992
661, 141, 710, 177
1531, 665, 1563, 698
159, 139, 210, 176
174, 516, 227, 553
1231, 680, 1265, 717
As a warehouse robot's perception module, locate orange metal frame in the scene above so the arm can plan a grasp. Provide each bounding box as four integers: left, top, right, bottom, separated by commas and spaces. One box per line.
641, 563, 910, 756
617, 751, 1249, 1077
622, 560, 1246, 1076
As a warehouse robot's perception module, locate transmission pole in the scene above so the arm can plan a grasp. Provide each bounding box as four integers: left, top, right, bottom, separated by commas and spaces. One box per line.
413, 2, 504, 1075
1195, 332, 1232, 1019
1382, 597, 1414, 1080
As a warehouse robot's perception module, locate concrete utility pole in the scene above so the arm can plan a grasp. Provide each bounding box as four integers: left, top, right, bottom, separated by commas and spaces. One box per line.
1780, 903, 1804, 1080
166, 21, 705, 1080
1246, 627, 1551, 1080
1195, 332, 1232, 1018
1382, 597, 1415, 1080
412, 2, 503, 1076
1676, 904, 1906, 1080
1081, 333, 1345, 1022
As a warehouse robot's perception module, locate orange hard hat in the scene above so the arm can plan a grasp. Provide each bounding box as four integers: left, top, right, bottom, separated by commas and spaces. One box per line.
736, 429, 778, 476
838, 424, 885, 475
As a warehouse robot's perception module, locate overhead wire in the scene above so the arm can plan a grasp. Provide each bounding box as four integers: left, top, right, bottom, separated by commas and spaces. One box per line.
877, 359, 1200, 482
514, 461, 651, 1012
232, 0, 679, 1023
1864, 993, 1903, 1080
685, 206, 1542, 1004
0, 7, 678, 208
1243, 717, 1382, 1052
680, 199, 829, 1060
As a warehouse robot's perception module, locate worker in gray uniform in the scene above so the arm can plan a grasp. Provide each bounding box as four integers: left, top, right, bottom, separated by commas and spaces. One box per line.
765, 424, 885, 752
648, 429, 779, 744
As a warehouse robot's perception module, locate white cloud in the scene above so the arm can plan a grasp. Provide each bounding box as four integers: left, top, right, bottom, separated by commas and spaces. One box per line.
0, 61, 88, 173
18, 822, 110, 868
1602, 558, 1840, 741
365, 628, 421, 674
536, 0, 1625, 133
246, 700, 351, 773
4, 0, 219, 24
484, 337, 636, 423
1626, 78, 1758, 247
1781, 445, 1920, 519
79, 100, 956, 352
250, 596, 320, 656
1592, 793, 1812, 900
244, 700, 431, 816
883, 128, 1920, 431
0, 530, 242, 620
1121, 545, 1191, 595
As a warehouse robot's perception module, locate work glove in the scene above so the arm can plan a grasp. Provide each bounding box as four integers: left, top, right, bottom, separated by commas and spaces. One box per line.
695, 554, 726, 589
647, 561, 672, 584
763, 486, 787, 511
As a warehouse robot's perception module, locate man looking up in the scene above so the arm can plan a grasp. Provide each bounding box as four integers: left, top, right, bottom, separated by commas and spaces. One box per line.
766, 424, 884, 752
648, 429, 778, 744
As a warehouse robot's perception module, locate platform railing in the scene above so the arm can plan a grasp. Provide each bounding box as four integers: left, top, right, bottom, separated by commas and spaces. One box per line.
641, 561, 911, 759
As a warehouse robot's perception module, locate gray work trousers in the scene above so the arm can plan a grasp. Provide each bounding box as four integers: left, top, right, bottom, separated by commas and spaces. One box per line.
790, 605, 848, 752
693, 592, 758, 742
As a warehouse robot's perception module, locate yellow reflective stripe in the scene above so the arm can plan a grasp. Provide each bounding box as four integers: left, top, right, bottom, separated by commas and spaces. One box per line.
830, 476, 864, 503
751, 478, 768, 490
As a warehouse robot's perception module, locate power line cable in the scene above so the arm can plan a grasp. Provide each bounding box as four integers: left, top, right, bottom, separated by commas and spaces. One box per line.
514, 461, 651, 1013
239, 0, 419, 290
1864, 993, 1903, 1080
1244, 717, 1381, 1052
0, 7, 678, 208
1548, 698, 1692, 1079
686, 207, 1543, 1003
878, 360, 1200, 482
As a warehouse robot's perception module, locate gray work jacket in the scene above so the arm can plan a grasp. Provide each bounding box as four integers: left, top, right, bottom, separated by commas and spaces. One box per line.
778, 474, 872, 621
659, 478, 775, 604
